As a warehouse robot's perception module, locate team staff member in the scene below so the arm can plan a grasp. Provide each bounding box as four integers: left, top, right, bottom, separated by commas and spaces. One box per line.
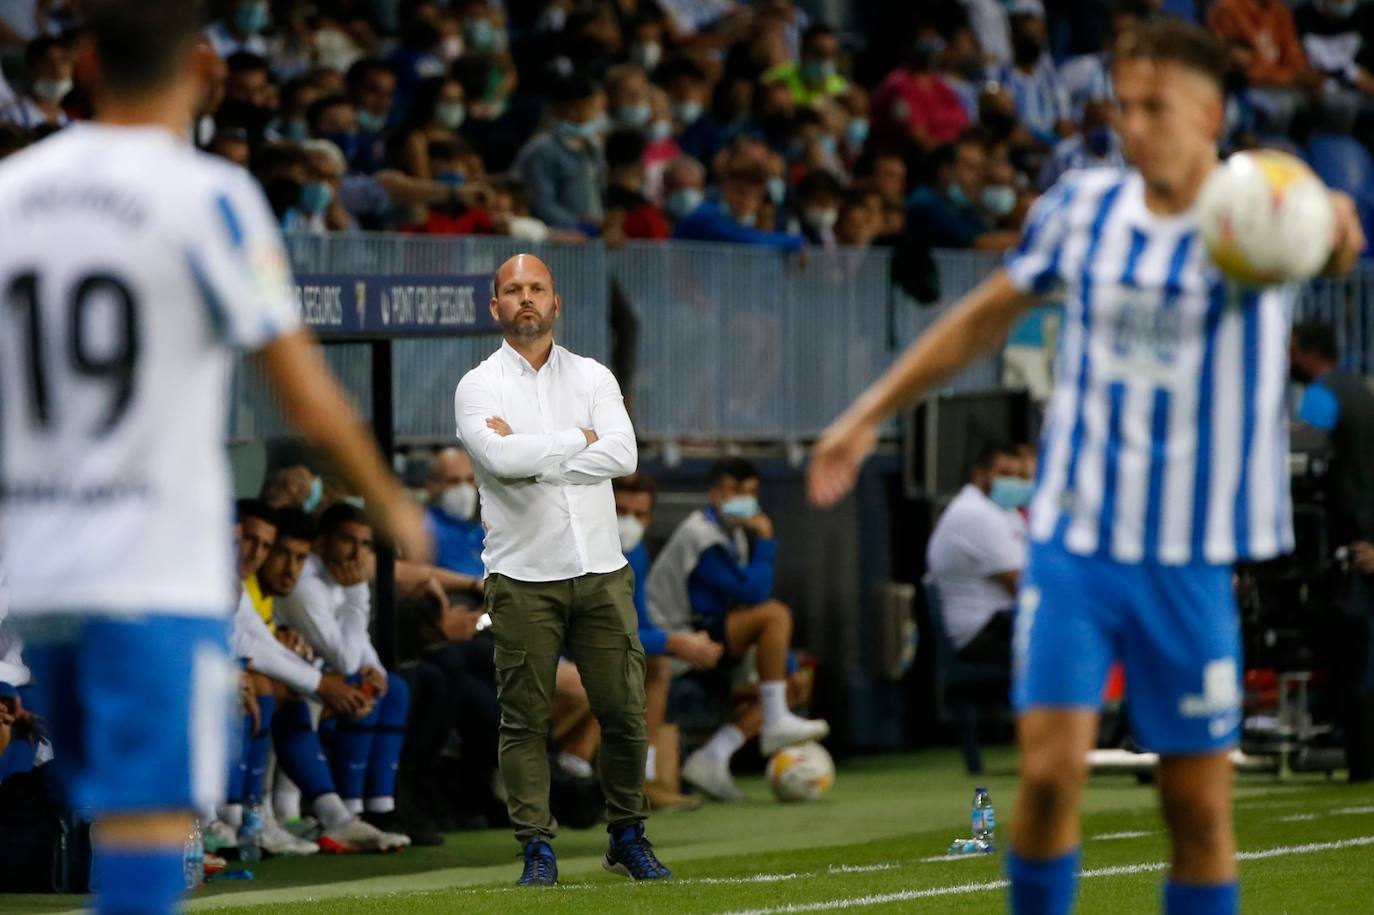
454, 253, 670, 886
1291, 320, 1374, 782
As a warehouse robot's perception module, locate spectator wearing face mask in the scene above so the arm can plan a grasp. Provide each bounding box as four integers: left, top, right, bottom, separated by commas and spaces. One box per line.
872, 31, 970, 152
926, 443, 1031, 670
424, 447, 485, 582
659, 55, 726, 166
661, 154, 707, 222
0, 36, 71, 129
345, 58, 398, 174
673, 162, 803, 251
990, 0, 1074, 147
513, 73, 608, 233
1038, 98, 1126, 191
762, 22, 848, 107
794, 167, 843, 246
642, 85, 683, 201
206, 0, 271, 59
390, 75, 467, 179
906, 130, 1021, 252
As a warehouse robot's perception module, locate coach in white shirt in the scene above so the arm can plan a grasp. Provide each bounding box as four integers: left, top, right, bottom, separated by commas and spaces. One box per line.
455, 253, 668, 883
927, 443, 1032, 667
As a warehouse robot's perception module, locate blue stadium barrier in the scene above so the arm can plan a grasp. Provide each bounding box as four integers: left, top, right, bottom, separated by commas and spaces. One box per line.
229, 235, 1374, 445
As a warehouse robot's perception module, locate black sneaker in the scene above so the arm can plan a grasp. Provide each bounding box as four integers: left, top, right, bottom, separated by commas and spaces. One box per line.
603, 822, 671, 881
518, 839, 558, 886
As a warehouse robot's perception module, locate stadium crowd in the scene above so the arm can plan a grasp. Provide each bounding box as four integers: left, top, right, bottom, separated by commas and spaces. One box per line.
5, 0, 1370, 269
4, 0, 1374, 888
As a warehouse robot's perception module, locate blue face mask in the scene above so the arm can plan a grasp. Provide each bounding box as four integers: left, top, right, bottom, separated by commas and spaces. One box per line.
816, 134, 838, 158
235, 0, 270, 35
618, 102, 652, 128
673, 99, 703, 125
1085, 126, 1115, 158
281, 120, 309, 142
357, 109, 388, 134
667, 188, 704, 218
298, 181, 333, 215
801, 59, 836, 85
434, 170, 466, 187
989, 476, 1034, 511
720, 495, 760, 521
465, 18, 497, 52
947, 183, 970, 207
846, 118, 870, 149
767, 176, 787, 204
982, 184, 1016, 218
302, 476, 324, 513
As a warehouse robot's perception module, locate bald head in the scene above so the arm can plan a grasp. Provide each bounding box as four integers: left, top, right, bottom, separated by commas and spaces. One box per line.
490, 253, 560, 345
426, 447, 474, 500
492, 253, 554, 298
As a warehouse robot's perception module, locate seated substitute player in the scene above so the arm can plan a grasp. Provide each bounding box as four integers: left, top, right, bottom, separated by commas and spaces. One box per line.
221, 504, 405, 855
276, 502, 412, 835
0, 3, 430, 913
613, 473, 721, 812
647, 458, 829, 801
809, 19, 1365, 915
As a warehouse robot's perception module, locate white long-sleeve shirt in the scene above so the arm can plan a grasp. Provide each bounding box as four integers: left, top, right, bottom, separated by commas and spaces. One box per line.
455, 340, 637, 582
0, 560, 30, 687
275, 554, 382, 676
231, 589, 323, 695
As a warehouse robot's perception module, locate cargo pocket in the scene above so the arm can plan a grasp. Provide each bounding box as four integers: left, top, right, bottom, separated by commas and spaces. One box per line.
493, 645, 529, 720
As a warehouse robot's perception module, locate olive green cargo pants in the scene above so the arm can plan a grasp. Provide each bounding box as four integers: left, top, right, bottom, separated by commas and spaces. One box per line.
484, 565, 648, 843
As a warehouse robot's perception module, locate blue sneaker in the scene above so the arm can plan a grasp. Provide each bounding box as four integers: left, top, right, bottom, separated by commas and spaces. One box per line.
518, 840, 558, 886
603, 822, 671, 881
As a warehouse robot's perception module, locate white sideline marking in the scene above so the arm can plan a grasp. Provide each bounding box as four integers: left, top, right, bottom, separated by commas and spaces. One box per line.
1276, 813, 1318, 822
1092, 830, 1154, 841
828, 864, 898, 874
723, 836, 1374, 915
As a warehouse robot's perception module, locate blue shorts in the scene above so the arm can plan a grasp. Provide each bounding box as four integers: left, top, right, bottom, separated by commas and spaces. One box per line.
13, 613, 234, 813
1013, 542, 1242, 755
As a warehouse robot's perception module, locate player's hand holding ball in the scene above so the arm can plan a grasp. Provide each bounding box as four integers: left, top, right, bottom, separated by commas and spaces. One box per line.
1198, 149, 1364, 285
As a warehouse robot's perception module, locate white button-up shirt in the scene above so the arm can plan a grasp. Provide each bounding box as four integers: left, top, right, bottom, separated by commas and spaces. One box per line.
455, 341, 637, 582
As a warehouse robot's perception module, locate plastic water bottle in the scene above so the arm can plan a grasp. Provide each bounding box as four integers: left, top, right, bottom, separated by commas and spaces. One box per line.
238, 803, 264, 863
183, 819, 204, 890
972, 786, 996, 848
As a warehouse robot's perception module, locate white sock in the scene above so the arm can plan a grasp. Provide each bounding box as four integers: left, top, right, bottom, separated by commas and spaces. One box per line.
365, 796, 395, 814
313, 792, 354, 830
343, 797, 364, 815
760, 680, 789, 727
219, 804, 243, 830
645, 745, 658, 782
700, 724, 746, 763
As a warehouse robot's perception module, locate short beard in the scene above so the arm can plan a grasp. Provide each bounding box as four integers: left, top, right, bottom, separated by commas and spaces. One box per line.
503, 312, 551, 341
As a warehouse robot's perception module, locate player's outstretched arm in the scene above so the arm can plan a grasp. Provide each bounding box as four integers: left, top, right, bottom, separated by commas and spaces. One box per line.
257, 329, 432, 563
808, 269, 1034, 507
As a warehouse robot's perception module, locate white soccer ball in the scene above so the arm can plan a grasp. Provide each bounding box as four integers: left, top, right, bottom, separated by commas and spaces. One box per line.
767, 742, 835, 803
1196, 149, 1334, 286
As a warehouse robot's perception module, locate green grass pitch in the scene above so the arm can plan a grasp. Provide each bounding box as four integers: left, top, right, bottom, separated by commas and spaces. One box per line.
4, 747, 1373, 914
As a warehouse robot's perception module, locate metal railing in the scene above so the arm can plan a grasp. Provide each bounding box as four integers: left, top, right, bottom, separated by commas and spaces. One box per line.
229, 234, 1374, 445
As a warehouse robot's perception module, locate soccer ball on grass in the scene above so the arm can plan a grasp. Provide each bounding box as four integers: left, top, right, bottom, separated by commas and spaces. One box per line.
767, 742, 835, 803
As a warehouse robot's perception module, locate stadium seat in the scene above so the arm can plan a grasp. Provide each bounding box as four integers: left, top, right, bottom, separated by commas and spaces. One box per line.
922, 577, 1010, 776
1306, 134, 1374, 252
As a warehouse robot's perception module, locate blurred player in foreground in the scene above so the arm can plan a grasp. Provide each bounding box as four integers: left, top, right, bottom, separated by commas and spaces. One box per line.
809, 20, 1363, 915
0, 2, 429, 912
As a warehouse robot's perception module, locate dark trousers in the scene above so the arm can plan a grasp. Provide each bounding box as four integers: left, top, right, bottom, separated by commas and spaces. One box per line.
485, 567, 648, 843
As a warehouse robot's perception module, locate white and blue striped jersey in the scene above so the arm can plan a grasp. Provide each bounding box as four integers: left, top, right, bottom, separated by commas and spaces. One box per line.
1004, 167, 1296, 567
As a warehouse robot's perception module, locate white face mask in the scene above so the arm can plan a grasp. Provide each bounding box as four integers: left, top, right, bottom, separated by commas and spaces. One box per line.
33, 77, 71, 104
439, 482, 478, 520
804, 207, 838, 230
617, 515, 645, 552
